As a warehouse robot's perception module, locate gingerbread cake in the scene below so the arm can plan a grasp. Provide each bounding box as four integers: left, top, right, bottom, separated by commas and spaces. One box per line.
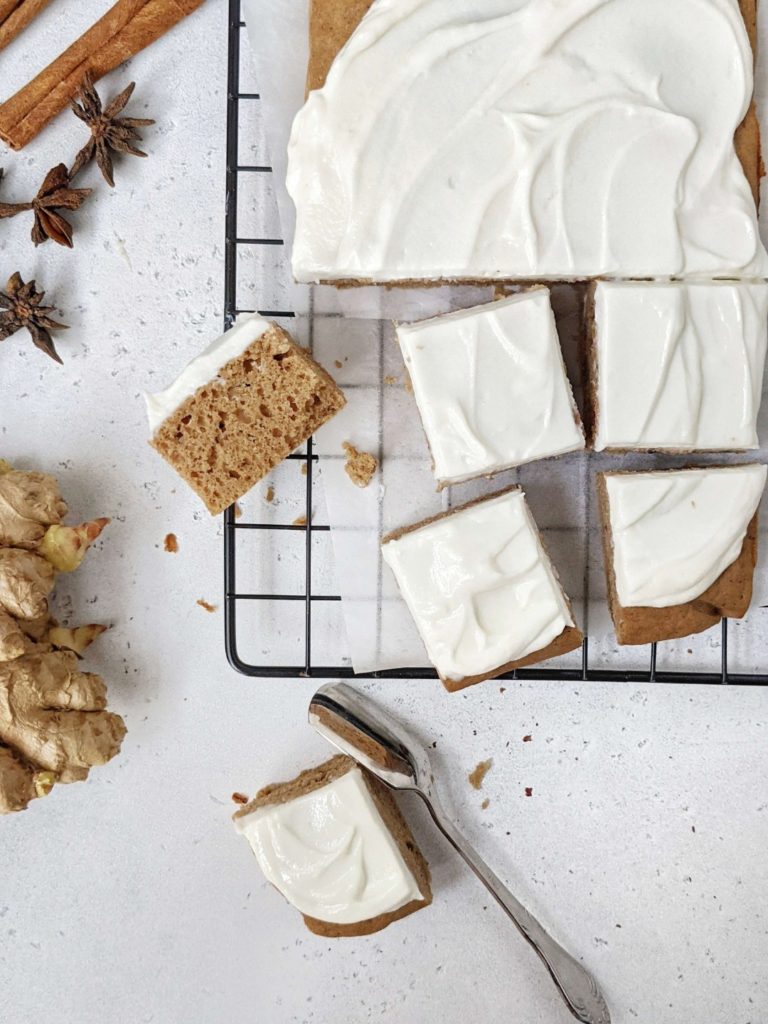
233, 754, 432, 937
381, 487, 583, 691
288, 0, 766, 285
145, 315, 345, 515
598, 464, 767, 645
588, 281, 768, 452
396, 289, 584, 488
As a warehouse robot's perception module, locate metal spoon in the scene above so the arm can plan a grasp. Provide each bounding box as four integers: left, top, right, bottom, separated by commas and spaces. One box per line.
308, 682, 611, 1024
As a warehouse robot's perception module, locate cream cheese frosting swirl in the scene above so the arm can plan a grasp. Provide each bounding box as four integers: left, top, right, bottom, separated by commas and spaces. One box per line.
287, 0, 768, 282
606, 464, 767, 608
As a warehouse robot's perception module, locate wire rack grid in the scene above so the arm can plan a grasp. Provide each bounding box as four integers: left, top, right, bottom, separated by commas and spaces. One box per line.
222, 0, 767, 685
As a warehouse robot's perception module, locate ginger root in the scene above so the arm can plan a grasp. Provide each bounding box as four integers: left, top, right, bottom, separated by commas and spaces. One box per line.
0, 651, 126, 814
0, 462, 124, 814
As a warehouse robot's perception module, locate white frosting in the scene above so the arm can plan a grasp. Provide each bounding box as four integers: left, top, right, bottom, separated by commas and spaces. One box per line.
235, 767, 422, 925
606, 464, 767, 608
594, 282, 768, 451
287, 0, 768, 283
397, 290, 584, 485
144, 314, 272, 434
382, 489, 574, 681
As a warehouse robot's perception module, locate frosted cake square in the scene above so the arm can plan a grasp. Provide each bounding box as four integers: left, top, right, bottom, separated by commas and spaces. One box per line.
396, 289, 584, 487
589, 281, 768, 452
233, 754, 431, 936
381, 487, 582, 691
598, 464, 766, 645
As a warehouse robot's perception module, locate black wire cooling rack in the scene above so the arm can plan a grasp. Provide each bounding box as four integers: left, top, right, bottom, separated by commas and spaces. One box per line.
222, 0, 767, 684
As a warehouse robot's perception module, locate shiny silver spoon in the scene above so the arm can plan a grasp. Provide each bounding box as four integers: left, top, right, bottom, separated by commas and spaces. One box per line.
308, 682, 610, 1024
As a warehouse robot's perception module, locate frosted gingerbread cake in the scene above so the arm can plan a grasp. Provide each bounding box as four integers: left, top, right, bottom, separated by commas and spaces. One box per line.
145, 315, 345, 515
382, 488, 582, 691
598, 464, 767, 645
234, 754, 431, 936
588, 281, 768, 452
288, 0, 766, 284
396, 289, 584, 487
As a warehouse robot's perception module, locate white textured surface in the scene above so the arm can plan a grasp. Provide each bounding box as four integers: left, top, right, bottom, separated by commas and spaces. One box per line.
0, 4, 767, 1024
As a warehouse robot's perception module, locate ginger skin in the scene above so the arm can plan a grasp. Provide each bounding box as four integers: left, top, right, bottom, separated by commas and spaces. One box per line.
0, 462, 124, 814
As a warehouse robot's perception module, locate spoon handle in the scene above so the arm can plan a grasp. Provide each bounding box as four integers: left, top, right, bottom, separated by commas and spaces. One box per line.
425, 800, 610, 1024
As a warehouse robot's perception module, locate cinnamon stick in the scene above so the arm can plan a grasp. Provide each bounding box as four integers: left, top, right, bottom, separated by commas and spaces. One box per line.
0, 0, 53, 53
0, 0, 206, 150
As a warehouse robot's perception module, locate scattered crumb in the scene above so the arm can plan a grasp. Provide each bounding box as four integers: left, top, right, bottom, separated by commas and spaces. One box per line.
383, 374, 397, 386
481, 798, 490, 810
234, 502, 243, 519
343, 441, 378, 488
265, 486, 275, 503
403, 371, 414, 395
300, 462, 308, 476
523, 734, 532, 743
468, 759, 492, 790
687, 648, 693, 655
691, 825, 696, 833
197, 599, 217, 613
334, 359, 343, 369
231, 792, 249, 805
524, 787, 533, 797
163, 533, 178, 553
293, 515, 307, 527
499, 686, 506, 694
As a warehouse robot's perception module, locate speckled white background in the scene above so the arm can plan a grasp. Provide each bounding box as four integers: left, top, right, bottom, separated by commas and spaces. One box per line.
1, 3, 768, 1023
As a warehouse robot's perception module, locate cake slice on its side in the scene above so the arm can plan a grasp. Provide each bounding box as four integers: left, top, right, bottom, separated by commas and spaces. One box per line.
587, 281, 768, 453
396, 289, 584, 488
381, 488, 582, 691
145, 315, 345, 515
233, 754, 431, 937
598, 465, 767, 646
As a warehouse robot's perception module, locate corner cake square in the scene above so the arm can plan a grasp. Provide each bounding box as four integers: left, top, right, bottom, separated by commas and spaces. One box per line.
598, 464, 767, 645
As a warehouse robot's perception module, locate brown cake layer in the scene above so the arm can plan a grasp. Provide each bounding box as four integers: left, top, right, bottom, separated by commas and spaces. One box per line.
382, 486, 584, 691
597, 472, 760, 646
305, 0, 761, 285
234, 754, 432, 937
151, 324, 345, 516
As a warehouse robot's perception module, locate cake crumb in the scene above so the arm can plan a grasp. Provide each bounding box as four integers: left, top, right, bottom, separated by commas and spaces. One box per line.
300, 462, 308, 476
163, 533, 179, 553
197, 599, 217, 613
231, 792, 249, 805
481, 798, 490, 810
293, 515, 307, 526
383, 374, 397, 386
343, 441, 378, 488
524, 787, 533, 797
265, 485, 275, 503
499, 686, 506, 694
403, 371, 414, 395
523, 734, 532, 743
234, 502, 243, 519
334, 359, 343, 369
468, 759, 492, 790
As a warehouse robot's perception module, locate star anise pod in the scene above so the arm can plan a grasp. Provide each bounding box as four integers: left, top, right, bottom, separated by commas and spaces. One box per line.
0, 272, 67, 364
0, 165, 92, 247
70, 72, 155, 187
